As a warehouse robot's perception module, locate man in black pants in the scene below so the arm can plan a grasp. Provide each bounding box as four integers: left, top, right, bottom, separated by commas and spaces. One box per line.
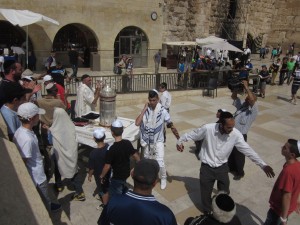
228, 80, 258, 180
176, 112, 274, 214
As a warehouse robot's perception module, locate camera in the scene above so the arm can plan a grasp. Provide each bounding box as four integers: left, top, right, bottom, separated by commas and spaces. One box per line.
227, 75, 244, 93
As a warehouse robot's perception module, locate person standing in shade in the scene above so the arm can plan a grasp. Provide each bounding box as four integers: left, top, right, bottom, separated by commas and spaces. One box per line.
153, 49, 161, 74
228, 80, 258, 180
135, 89, 180, 190
264, 139, 300, 225
68, 46, 84, 81
98, 159, 177, 225
13, 102, 61, 212
176, 112, 275, 214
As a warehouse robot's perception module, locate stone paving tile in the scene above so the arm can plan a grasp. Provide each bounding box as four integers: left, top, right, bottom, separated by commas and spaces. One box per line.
52, 83, 300, 225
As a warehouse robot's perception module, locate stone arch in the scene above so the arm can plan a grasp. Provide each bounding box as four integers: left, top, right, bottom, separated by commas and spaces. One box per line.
53, 23, 99, 68
114, 26, 149, 68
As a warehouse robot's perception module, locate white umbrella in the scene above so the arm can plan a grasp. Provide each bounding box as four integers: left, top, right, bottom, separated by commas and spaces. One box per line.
203, 41, 243, 53
196, 36, 226, 46
0, 9, 59, 67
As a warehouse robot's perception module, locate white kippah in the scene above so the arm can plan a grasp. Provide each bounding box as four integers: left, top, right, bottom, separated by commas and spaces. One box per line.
93, 128, 106, 139
112, 119, 123, 128
152, 89, 159, 95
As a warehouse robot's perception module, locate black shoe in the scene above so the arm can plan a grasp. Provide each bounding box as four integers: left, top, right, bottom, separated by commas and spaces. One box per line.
72, 192, 86, 201
50, 203, 62, 212
233, 174, 244, 180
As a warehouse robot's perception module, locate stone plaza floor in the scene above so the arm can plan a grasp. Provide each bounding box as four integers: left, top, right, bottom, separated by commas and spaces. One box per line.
49, 78, 300, 225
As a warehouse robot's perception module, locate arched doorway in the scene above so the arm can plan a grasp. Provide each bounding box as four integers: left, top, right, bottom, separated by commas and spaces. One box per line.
0, 21, 35, 69
53, 23, 98, 68
114, 26, 148, 68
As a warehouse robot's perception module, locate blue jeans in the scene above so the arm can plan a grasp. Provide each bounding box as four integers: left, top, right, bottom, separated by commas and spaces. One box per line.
71, 64, 78, 78
71, 173, 84, 194
264, 208, 282, 225
109, 178, 128, 197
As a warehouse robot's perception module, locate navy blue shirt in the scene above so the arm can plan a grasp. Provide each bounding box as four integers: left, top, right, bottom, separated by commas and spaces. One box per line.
99, 191, 177, 225
88, 144, 109, 177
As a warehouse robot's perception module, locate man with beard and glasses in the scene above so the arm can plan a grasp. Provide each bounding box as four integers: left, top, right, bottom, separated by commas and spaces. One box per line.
74, 74, 100, 118
176, 112, 275, 214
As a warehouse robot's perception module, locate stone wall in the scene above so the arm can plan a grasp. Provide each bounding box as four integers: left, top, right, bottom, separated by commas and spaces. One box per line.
162, 0, 299, 51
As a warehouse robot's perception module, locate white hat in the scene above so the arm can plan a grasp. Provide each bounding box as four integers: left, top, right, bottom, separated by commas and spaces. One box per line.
22, 76, 33, 81
45, 83, 55, 90
112, 119, 123, 128
21, 69, 41, 80
43, 75, 53, 82
17, 102, 45, 119
93, 128, 106, 139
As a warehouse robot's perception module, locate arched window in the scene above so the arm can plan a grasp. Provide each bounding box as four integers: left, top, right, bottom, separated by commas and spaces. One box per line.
114, 26, 148, 68
53, 23, 98, 67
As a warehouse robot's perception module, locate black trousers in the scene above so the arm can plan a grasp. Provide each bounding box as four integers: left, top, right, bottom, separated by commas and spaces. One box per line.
228, 134, 247, 176
200, 163, 230, 213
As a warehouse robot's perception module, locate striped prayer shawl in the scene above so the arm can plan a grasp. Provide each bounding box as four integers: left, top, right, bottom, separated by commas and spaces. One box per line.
140, 103, 165, 147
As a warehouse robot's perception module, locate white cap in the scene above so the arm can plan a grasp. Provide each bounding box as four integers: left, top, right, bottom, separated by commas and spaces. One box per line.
43, 75, 53, 82
22, 69, 34, 77
111, 119, 123, 128
17, 102, 45, 119
22, 76, 33, 81
93, 128, 106, 139
45, 83, 55, 90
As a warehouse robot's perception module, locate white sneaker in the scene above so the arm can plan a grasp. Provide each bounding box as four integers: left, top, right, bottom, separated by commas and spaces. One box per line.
160, 179, 167, 190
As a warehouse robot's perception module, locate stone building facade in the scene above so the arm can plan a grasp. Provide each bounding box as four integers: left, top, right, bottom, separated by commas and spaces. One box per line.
0, 0, 299, 71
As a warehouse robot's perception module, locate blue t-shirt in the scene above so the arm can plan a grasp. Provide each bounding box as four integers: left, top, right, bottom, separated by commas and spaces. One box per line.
88, 144, 109, 177
0, 105, 21, 137
99, 191, 177, 225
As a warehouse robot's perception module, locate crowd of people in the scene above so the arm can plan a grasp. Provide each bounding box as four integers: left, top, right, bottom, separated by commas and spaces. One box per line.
0, 42, 300, 225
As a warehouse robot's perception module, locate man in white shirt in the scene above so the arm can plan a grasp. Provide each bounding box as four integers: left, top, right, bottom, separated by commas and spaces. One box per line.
135, 90, 179, 190
176, 112, 275, 214
75, 74, 100, 117
159, 82, 172, 142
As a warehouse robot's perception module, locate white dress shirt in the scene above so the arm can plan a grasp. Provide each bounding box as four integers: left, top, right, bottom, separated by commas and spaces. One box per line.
177, 123, 266, 168
160, 90, 172, 110
75, 82, 96, 117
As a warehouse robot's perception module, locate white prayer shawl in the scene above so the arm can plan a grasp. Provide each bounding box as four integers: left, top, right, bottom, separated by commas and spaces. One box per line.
75, 82, 96, 117
49, 108, 78, 178
140, 103, 170, 147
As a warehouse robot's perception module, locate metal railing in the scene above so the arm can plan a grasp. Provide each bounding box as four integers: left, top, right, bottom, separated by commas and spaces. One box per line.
42, 71, 234, 96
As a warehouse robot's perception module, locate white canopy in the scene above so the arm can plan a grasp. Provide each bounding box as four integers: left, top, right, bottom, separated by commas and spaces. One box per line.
0, 9, 59, 66
163, 41, 197, 46
196, 36, 226, 45
203, 41, 243, 53
0, 9, 59, 26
